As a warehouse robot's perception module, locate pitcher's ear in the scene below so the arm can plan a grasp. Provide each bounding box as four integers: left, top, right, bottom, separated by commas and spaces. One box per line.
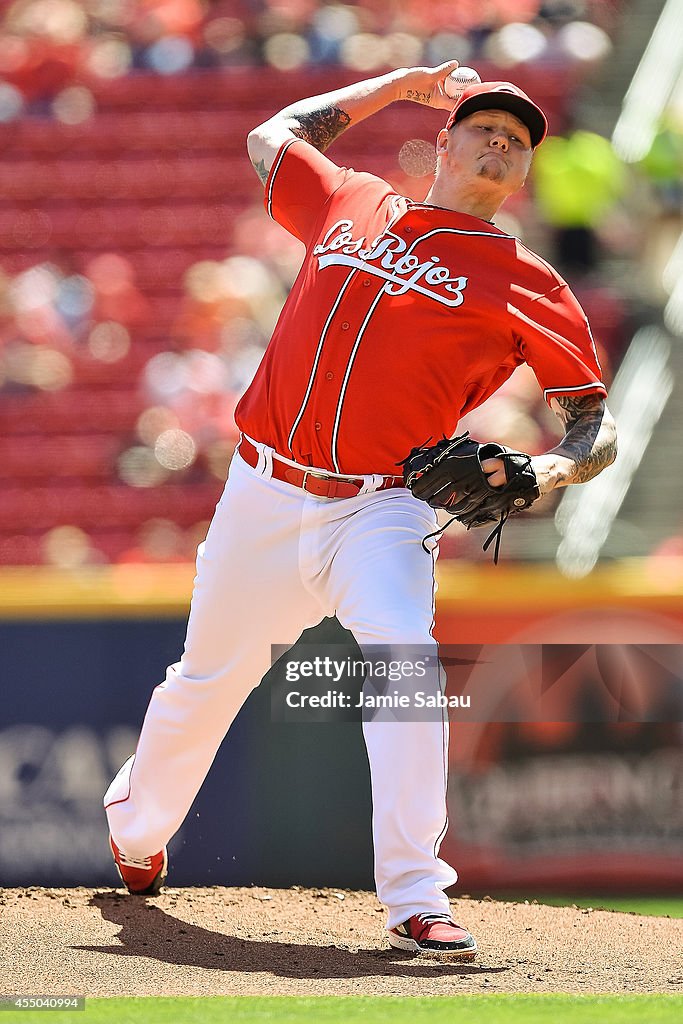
435, 128, 449, 155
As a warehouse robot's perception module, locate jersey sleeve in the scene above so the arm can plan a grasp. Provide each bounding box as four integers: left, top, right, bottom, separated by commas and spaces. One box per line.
264, 137, 350, 246
510, 276, 607, 405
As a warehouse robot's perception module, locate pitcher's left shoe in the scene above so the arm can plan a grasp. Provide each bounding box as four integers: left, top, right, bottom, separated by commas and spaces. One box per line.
388, 914, 477, 956
110, 835, 168, 895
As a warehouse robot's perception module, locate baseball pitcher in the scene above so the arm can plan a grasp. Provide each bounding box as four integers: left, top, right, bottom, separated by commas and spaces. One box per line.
104, 61, 617, 956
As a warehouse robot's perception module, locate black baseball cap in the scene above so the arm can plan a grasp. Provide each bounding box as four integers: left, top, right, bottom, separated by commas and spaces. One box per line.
445, 81, 548, 148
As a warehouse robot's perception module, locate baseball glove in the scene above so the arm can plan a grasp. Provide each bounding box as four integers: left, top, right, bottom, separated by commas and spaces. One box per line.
400, 431, 540, 562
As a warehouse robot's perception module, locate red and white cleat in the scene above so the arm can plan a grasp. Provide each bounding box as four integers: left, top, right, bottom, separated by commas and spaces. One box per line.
388, 913, 477, 956
109, 836, 168, 896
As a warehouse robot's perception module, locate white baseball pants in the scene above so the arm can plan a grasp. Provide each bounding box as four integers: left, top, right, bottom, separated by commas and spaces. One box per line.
104, 444, 458, 928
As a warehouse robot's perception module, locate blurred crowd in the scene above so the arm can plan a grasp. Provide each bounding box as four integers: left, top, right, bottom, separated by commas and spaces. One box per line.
0, 0, 619, 118
1, 0, 682, 568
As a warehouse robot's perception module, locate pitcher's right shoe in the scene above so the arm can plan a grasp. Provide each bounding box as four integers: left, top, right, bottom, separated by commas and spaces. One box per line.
109, 836, 168, 895
388, 914, 477, 957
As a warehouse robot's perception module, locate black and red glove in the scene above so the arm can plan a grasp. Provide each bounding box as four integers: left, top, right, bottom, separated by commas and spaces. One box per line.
400, 431, 540, 560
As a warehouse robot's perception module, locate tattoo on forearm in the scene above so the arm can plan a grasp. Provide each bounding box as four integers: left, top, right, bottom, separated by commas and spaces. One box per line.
554, 395, 617, 485
289, 105, 351, 152
404, 88, 432, 105
252, 157, 269, 185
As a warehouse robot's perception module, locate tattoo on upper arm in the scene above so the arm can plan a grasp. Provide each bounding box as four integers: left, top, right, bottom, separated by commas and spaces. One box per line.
249, 104, 350, 186
290, 105, 351, 152
555, 393, 603, 425
554, 394, 617, 484
252, 157, 269, 185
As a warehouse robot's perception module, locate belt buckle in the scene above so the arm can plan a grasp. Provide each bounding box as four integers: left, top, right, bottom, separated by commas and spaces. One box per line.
301, 469, 329, 493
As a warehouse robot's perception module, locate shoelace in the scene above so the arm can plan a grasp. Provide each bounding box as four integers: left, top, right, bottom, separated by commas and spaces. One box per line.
415, 913, 455, 926
117, 850, 154, 869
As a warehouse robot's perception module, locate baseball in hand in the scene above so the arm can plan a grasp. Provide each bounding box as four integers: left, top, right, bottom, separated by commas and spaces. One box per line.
444, 67, 482, 100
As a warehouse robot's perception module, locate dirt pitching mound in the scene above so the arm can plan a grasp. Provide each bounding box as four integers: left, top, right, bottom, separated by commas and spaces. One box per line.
2, 886, 681, 997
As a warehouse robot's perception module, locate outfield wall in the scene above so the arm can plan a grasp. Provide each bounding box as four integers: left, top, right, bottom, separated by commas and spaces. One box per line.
1, 561, 681, 891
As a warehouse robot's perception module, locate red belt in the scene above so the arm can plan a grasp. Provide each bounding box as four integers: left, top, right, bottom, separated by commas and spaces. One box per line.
238, 437, 405, 499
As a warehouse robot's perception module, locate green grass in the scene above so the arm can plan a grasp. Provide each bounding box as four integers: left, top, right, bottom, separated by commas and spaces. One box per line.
2, 996, 683, 1024
493, 896, 683, 918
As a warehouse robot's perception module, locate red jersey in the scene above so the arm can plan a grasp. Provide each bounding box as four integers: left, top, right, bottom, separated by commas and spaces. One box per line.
235, 138, 606, 475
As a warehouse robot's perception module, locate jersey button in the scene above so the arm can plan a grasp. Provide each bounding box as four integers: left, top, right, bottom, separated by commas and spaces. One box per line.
405, 226, 413, 233
325, 371, 334, 380
314, 421, 322, 431
341, 321, 350, 330
363, 278, 371, 287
